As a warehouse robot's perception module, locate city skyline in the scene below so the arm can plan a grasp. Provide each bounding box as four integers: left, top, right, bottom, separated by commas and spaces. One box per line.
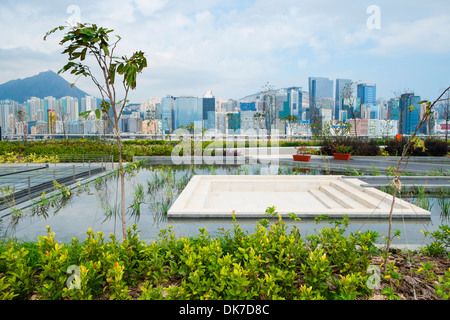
0, 0, 449, 104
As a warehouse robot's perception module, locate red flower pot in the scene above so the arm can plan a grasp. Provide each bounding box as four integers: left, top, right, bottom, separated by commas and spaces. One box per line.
333, 153, 351, 160
293, 154, 311, 162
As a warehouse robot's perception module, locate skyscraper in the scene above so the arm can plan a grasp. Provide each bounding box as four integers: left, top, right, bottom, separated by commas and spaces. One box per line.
173, 96, 202, 130
357, 83, 377, 119
387, 98, 399, 120
335, 79, 352, 121
308, 77, 334, 130
286, 87, 303, 120
202, 91, 216, 131
43, 96, 57, 123
308, 77, 334, 124
60, 96, 79, 121
399, 93, 423, 135
161, 95, 175, 133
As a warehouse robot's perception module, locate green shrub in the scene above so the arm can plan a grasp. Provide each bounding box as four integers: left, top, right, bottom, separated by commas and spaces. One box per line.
0, 211, 387, 301
422, 225, 450, 257
321, 137, 381, 156
384, 137, 448, 156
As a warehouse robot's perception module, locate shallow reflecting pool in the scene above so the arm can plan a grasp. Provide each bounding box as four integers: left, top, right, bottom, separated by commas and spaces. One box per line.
1, 162, 449, 247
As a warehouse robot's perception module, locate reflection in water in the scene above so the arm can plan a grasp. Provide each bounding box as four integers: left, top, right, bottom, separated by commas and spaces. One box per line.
0, 160, 448, 246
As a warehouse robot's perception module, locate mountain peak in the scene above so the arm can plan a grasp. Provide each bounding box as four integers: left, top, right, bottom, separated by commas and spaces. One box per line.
0, 70, 90, 103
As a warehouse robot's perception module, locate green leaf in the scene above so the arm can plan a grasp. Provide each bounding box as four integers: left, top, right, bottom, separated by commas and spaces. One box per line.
100, 100, 111, 112
411, 137, 426, 152
79, 111, 92, 120
102, 43, 109, 56
95, 109, 101, 119
80, 48, 87, 60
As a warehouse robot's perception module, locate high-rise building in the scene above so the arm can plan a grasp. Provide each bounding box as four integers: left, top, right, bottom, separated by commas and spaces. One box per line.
173, 96, 202, 131
335, 79, 352, 121
60, 96, 79, 121
202, 92, 216, 131
0, 100, 21, 135
387, 98, 399, 120
161, 93, 216, 133
357, 83, 376, 106
357, 83, 377, 119
80, 95, 97, 114
27, 97, 41, 121
309, 77, 334, 108
399, 93, 423, 135
43, 96, 58, 123
286, 87, 303, 120
239, 102, 256, 112
161, 95, 175, 133
308, 77, 334, 124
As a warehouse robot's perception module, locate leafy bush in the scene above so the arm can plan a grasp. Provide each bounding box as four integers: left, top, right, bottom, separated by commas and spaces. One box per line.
0, 212, 382, 300
321, 137, 381, 156
384, 137, 448, 156
422, 225, 450, 257
0, 139, 175, 162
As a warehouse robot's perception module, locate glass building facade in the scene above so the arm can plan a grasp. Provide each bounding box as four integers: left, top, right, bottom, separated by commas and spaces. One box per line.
161, 94, 216, 133
202, 97, 216, 130
308, 77, 334, 124
335, 79, 351, 121
161, 95, 175, 133
357, 83, 377, 118
173, 96, 202, 130
399, 93, 423, 135
287, 87, 302, 120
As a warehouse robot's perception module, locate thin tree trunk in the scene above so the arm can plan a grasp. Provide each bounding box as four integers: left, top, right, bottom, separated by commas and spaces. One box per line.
116, 122, 127, 240
446, 117, 448, 143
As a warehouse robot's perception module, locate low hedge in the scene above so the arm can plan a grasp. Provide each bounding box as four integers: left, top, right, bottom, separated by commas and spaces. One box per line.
320, 137, 381, 156
0, 213, 380, 300
384, 138, 448, 156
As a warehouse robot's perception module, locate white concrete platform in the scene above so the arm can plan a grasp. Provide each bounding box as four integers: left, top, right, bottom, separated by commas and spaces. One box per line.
167, 175, 431, 219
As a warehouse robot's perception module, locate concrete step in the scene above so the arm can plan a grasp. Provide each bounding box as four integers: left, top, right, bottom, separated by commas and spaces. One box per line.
308, 189, 343, 209
319, 185, 366, 209
330, 180, 381, 209
339, 178, 408, 209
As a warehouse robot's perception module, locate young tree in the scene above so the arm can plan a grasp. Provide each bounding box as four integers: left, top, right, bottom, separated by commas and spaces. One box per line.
439, 89, 450, 142
280, 114, 299, 141
253, 112, 266, 132
384, 86, 450, 257
340, 81, 360, 138
145, 104, 157, 140
261, 82, 276, 139
392, 89, 414, 135
15, 108, 28, 145
44, 23, 148, 240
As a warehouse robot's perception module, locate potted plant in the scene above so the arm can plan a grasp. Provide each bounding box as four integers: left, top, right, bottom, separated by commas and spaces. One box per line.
331, 144, 353, 160
293, 145, 313, 162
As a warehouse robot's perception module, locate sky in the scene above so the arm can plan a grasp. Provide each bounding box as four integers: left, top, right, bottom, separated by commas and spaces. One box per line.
0, 0, 449, 104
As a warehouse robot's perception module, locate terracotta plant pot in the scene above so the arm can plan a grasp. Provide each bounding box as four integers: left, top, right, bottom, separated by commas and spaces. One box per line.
333, 153, 351, 160
293, 154, 311, 162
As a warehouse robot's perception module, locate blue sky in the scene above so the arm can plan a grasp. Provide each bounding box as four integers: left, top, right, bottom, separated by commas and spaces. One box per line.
0, 0, 449, 103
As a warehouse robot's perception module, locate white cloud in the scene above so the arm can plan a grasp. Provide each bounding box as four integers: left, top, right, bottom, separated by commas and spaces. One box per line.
369, 15, 450, 55
297, 59, 308, 69
133, 0, 168, 16
0, 0, 449, 101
